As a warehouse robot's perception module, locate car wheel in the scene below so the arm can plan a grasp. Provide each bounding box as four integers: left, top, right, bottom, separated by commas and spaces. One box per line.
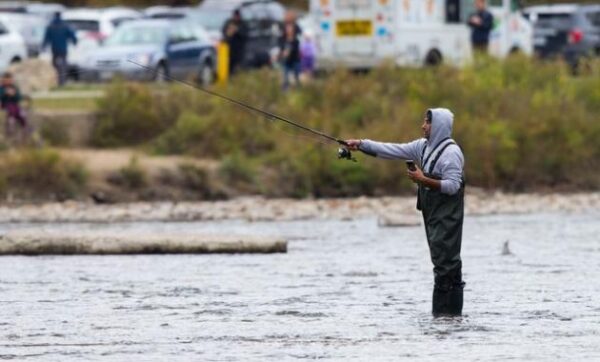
10, 57, 21, 65
154, 63, 169, 83
198, 61, 215, 86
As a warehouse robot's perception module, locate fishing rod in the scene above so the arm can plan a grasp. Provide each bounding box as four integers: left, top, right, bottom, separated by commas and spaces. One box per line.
126, 60, 376, 161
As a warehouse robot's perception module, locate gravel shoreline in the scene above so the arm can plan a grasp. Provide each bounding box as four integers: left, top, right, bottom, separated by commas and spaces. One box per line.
0, 191, 598, 223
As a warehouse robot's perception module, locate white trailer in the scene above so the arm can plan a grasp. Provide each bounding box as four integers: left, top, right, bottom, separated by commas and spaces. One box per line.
310, 0, 532, 69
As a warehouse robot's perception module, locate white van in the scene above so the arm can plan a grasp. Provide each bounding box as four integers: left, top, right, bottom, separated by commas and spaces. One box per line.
310, 0, 532, 69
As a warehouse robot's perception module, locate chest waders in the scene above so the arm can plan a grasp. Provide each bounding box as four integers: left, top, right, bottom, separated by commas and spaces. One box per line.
417, 139, 465, 317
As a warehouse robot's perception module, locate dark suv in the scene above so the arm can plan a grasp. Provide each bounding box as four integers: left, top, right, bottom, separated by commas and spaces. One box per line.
524, 4, 600, 69
197, 0, 285, 68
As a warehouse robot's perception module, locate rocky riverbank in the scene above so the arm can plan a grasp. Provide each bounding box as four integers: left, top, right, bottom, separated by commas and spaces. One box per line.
0, 190, 598, 223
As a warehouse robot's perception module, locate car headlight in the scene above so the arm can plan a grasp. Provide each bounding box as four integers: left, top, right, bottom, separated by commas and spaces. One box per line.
132, 53, 153, 67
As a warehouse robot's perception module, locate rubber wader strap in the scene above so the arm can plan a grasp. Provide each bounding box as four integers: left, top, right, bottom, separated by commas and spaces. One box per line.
420, 137, 451, 170
428, 140, 456, 175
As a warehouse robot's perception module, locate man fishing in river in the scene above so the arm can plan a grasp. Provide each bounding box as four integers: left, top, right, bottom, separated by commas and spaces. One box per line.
345, 108, 466, 317
127, 61, 466, 316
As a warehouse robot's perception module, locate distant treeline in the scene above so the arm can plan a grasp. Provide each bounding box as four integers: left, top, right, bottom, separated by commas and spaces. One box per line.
36, 0, 600, 11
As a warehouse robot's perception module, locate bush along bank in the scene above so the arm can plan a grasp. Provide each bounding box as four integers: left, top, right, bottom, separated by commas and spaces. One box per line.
87, 57, 600, 198
0, 149, 88, 201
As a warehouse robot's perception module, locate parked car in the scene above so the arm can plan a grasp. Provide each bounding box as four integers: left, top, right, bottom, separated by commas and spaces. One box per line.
143, 6, 191, 20
197, 0, 285, 68
25, 3, 66, 21
0, 12, 47, 57
0, 1, 28, 13
0, 19, 27, 71
62, 7, 141, 75
0, 1, 61, 16
524, 4, 600, 68
80, 19, 217, 85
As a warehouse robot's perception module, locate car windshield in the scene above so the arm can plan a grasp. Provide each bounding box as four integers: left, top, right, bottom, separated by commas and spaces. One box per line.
586, 11, 600, 27
65, 19, 100, 32
535, 13, 573, 29
150, 12, 186, 19
194, 10, 230, 31
105, 25, 167, 46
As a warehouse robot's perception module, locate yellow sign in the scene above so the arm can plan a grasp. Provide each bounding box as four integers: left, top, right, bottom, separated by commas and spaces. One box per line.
336, 20, 373, 37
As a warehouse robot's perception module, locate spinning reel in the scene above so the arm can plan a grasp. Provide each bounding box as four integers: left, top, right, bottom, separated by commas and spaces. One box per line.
337, 147, 357, 162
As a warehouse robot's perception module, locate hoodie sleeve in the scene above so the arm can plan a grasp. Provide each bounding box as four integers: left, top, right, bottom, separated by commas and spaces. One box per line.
438, 145, 464, 195
359, 139, 424, 161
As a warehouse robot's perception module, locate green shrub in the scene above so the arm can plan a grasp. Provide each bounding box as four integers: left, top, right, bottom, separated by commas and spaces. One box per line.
91, 80, 170, 147
109, 156, 146, 189
39, 118, 70, 146
0, 148, 88, 199
153, 112, 212, 156
218, 153, 257, 193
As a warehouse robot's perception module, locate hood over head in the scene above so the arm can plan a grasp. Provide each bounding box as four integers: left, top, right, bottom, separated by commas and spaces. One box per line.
427, 108, 454, 149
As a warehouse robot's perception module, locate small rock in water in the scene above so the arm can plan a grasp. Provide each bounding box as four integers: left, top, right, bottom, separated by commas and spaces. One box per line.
502, 240, 512, 256
378, 214, 421, 227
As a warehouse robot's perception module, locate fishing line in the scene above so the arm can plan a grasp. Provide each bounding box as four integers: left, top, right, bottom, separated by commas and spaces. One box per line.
126, 60, 377, 161
127, 60, 350, 146
46, 62, 377, 160
50, 66, 330, 147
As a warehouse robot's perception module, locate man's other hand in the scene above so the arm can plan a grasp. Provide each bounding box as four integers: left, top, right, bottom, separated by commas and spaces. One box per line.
408, 165, 425, 184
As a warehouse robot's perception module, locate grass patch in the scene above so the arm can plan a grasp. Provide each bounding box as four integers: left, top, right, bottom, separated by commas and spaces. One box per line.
32, 97, 98, 112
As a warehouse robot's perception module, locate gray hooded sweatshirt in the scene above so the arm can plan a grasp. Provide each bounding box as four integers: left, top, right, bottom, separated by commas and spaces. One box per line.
359, 108, 464, 195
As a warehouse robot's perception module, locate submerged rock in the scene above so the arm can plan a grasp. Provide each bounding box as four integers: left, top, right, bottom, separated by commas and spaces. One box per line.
502, 240, 512, 256
378, 214, 421, 227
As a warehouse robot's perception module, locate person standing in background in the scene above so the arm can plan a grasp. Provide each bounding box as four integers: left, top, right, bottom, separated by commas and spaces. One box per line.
43, 12, 77, 87
468, 0, 494, 53
222, 10, 248, 75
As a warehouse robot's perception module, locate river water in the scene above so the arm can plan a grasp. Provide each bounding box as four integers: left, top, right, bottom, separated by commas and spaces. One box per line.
1, 211, 599, 361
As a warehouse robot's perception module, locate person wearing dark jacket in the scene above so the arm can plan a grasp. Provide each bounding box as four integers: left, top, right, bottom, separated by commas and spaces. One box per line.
222, 10, 247, 75
345, 108, 466, 317
43, 12, 77, 86
279, 11, 302, 90
468, 0, 494, 52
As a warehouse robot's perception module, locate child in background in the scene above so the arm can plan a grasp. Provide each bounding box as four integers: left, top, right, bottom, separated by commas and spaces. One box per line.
0, 72, 31, 143
300, 32, 317, 80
